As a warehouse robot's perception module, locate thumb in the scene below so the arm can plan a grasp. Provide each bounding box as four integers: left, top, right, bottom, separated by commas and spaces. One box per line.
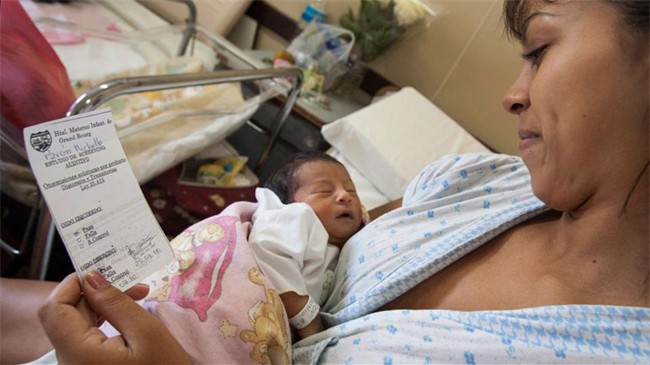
39, 273, 96, 348
81, 272, 191, 364
81, 271, 159, 341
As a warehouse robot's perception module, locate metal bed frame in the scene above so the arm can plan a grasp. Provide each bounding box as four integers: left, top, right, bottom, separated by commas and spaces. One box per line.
1, 0, 303, 280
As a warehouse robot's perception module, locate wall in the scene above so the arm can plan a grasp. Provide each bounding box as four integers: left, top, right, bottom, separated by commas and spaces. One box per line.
255, 0, 523, 155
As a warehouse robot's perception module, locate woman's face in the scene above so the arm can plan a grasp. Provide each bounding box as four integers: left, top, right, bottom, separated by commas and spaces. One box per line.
292, 160, 363, 248
502, 0, 649, 212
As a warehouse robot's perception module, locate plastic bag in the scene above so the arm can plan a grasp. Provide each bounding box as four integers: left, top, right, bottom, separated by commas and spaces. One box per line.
287, 21, 354, 91
0, 0, 76, 131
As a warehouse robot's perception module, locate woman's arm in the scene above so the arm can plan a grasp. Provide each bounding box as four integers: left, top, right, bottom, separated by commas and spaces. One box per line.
0, 278, 57, 364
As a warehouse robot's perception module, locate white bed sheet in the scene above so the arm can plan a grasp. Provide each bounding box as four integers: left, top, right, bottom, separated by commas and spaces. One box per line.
20, 0, 275, 184
20, 0, 173, 80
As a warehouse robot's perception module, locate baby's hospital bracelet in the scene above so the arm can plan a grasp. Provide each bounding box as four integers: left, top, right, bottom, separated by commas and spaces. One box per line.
289, 296, 320, 329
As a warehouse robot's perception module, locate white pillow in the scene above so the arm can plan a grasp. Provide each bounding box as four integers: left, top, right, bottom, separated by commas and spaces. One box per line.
322, 87, 490, 199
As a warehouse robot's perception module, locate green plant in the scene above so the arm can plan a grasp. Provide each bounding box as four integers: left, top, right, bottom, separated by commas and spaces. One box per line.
339, 0, 406, 62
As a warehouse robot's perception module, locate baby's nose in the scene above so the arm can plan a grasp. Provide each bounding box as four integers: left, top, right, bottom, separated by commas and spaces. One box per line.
336, 190, 352, 203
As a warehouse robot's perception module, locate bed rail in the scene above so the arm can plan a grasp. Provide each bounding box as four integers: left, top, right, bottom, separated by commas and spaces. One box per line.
6, 0, 301, 281
68, 67, 303, 171
173, 0, 197, 56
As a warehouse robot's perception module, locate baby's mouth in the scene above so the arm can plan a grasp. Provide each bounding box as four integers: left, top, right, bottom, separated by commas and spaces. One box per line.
337, 212, 354, 220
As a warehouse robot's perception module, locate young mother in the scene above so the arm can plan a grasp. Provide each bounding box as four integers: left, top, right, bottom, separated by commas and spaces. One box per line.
2, 0, 647, 363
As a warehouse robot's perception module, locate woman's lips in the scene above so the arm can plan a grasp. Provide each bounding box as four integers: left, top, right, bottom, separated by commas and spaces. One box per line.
518, 130, 540, 152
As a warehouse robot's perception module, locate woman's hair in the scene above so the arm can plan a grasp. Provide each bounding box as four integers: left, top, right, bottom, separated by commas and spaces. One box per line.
264, 151, 344, 203
503, 0, 649, 40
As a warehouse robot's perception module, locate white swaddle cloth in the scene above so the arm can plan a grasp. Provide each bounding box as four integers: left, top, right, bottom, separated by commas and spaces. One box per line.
249, 188, 339, 305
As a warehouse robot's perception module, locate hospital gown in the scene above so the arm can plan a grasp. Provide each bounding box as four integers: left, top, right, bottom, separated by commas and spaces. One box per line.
293, 153, 650, 364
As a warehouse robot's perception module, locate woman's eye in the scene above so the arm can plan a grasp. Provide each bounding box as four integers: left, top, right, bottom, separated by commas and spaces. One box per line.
522, 45, 548, 66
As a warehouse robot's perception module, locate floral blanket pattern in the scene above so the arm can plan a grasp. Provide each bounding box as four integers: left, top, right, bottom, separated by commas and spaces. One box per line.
101, 201, 291, 364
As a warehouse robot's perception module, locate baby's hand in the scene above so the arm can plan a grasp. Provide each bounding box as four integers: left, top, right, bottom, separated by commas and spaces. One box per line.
279, 291, 324, 339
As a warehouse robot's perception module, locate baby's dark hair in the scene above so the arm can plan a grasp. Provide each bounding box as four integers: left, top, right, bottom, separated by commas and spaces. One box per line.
264, 151, 344, 203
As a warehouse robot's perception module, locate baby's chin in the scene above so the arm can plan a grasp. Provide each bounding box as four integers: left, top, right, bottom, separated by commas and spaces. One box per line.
327, 229, 361, 248
327, 235, 350, 248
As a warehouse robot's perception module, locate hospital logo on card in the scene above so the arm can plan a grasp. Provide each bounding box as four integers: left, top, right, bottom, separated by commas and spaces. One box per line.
29, 131, 52, 152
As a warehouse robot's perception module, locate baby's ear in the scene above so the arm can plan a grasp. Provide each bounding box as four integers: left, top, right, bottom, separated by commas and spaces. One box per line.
361, 204, 370, 225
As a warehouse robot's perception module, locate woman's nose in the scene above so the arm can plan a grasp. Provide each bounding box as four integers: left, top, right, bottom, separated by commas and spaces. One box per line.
502, 66, 531, 115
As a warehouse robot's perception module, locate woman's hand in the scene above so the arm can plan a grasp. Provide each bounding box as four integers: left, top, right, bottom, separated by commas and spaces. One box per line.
38, 272, 192, 365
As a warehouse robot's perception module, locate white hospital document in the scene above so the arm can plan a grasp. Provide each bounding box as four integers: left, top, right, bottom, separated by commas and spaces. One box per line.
23, 108, 173, 290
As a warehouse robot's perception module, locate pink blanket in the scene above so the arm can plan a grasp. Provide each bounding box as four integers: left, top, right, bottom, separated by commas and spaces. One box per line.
101, 202, 291, 364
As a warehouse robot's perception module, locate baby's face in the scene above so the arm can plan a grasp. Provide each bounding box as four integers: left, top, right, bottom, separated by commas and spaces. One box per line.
292, 161, 363, 248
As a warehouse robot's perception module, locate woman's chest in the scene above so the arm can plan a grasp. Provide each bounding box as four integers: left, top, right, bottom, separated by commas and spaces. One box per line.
380, 221, 569, 312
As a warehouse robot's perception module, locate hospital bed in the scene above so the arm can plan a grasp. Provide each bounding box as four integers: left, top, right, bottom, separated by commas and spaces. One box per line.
2, 0, 303, 279
2, 0, 490, 281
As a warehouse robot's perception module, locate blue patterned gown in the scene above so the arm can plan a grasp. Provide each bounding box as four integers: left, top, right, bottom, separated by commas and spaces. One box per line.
293, 153, 650, 364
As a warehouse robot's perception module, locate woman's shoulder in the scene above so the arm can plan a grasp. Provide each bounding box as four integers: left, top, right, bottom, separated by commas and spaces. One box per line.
419, 153, 524, 177
402, 153, 532, 206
